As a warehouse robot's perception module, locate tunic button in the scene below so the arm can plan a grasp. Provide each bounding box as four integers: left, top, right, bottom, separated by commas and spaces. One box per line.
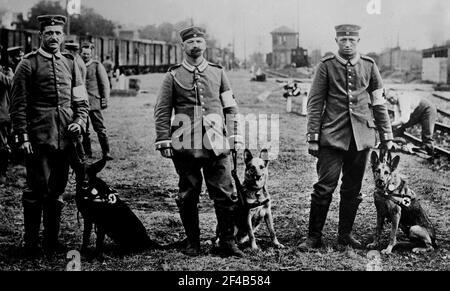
349, 95, 353, 98
202, 108, 206, 112
349, 76, 352, 79
200, 95, 204, 98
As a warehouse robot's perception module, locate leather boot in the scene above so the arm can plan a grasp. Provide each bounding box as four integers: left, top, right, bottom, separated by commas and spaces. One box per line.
337, 197, 362, 249
82, 134, 93, 158
298, 198, 330, 252
177, 200, 200, 256
214, 203, 244, 258
42, 199, 66, 256
22, 193, 42, 258
98, 134, 113, 161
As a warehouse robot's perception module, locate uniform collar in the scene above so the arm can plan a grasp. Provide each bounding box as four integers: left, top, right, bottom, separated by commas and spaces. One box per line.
38, 47, 63, 59
85, 59, 93, 67
182, 58, 208, 72
335, 52, 360, 66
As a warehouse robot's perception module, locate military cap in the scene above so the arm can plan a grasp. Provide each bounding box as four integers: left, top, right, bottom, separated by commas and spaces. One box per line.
335, 24, 361, 37
179, 26, 206, 42
37, 15, 67, 30
7, 46, 23, 55
65, 42, 79, 50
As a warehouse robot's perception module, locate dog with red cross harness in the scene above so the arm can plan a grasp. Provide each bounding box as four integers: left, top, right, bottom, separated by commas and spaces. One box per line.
368, 149, 437, 255
214, 149, 284, 250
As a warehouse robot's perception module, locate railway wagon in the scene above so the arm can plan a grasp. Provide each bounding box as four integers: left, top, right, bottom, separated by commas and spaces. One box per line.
0, 27, 181, 75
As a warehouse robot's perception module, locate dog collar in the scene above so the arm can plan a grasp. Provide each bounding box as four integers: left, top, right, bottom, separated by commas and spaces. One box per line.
383, 180, 412, 207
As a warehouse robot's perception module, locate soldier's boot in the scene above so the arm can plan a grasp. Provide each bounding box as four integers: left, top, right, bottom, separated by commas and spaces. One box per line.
337, 198, 362, 249
177, 200, 200, 256
42, 199, 67, 257
82, 135, 93, 159
214, 202, 244, 258
0, 148, 9, 184
98, 135, 113, 161
22, 196, 42, 258
298, 199, 330, 252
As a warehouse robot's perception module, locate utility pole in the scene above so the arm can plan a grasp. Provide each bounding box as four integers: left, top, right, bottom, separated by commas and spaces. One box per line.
66, 0, 70, 35
243, 16, 246, 69
297, 0, 300, 47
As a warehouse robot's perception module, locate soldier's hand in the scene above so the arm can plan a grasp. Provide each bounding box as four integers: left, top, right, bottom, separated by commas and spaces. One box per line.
383, 141, 394, 151
68, 123, 82, 136
159, 147, 174, 159
101, 98, 108, 109
308, 142, 320, 157
20, 142, 33, 155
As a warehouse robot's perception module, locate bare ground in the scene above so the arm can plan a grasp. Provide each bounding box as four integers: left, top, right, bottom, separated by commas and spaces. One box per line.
0, 70, 449, 271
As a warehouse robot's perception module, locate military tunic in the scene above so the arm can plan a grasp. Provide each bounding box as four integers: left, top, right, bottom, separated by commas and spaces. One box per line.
306, 53, 392, 203
154, 59, 242, 203
10, 47, 89, 202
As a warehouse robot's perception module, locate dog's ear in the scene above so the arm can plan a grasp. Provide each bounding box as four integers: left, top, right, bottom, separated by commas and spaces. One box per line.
244, 149, 253, 165
259, 149, 269, 167
389, 155, 400, 172
370, 151, 379, 167
88, 158, 107, 176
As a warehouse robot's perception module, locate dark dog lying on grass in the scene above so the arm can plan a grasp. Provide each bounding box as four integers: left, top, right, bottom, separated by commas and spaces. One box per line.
215, 149, 284, 250
73, 158, 161, 258
368, 149, 437, 255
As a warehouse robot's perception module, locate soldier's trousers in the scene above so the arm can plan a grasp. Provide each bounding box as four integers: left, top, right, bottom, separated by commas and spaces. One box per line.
22, 145, 70, 247
400, 98, 437, 145
83, 109, 109, 155
312, 138, 369, 206
172, 153, 235, 206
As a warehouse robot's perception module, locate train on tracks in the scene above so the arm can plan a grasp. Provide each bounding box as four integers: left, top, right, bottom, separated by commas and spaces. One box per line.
0, 27, 219, 75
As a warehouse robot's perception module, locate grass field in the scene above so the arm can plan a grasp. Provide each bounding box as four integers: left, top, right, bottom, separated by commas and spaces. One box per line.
0, 70, 449, 271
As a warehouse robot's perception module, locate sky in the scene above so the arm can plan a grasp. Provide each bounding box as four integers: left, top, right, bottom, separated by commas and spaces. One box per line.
1, 0, 450, 58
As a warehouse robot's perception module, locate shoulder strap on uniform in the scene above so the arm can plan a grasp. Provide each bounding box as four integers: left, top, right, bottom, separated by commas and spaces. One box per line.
208, 62, 223, 69
360, 55, 375, 63
61, 52, 74, 60
320, 54, 335, 63
23, 51, 38, 59
168, 64, 181, 72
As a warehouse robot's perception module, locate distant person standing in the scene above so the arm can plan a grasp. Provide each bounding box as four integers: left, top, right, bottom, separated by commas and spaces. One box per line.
6, 46, 24, 72
102, 55, 114, 89
81, 42, 113, 160
65, 41, 87, 81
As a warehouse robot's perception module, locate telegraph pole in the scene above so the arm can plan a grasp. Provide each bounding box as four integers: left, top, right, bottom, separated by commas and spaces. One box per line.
66, 0, 70, 35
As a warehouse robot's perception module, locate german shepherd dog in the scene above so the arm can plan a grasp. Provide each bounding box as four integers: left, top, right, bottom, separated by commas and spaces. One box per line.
221, 149, 284, 250
368, 149, 437, 255
73, 158, 161, 258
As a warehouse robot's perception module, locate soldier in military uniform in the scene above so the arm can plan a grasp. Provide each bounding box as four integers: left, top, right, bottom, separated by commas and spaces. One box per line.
65, 41, 87, 81
6, 46, 24, 72
0, 52, 13, 184
154, 26, 244, 257
10, 15, 89, 257
299, 24, 393, 251
80, 42, 112, 160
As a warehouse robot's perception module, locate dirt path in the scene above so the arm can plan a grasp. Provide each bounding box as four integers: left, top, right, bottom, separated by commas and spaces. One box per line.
0, 70, 449, 271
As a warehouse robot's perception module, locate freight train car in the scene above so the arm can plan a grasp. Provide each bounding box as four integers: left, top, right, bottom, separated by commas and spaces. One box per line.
0, 27, 181, 75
